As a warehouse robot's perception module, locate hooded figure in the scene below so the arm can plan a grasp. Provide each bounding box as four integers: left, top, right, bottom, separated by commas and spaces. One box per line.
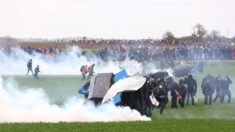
169, 77, 179, 108
201, 75, 216, 105
26, 59, 33, 76
153, 78, 168, 114
34, 65, 40, 79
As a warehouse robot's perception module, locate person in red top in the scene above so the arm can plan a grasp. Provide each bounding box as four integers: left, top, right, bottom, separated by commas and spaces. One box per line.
81, 65, 88, 80
87, 64, 95, 79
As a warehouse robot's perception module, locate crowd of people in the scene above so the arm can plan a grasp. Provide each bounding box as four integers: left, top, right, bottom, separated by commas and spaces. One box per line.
95, 44, 235, 62
1, 46, 62, 55
1, 37, 235, 62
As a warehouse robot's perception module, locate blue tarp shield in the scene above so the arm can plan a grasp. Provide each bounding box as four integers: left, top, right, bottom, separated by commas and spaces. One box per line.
78, 82, 90, 94
112, 69, 128, 104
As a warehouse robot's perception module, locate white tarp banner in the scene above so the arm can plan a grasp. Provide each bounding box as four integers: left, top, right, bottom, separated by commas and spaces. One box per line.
102, 75, 146, 103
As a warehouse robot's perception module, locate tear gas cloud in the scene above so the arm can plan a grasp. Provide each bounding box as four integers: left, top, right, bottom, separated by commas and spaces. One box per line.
0, 76, 150, 122
0, 47, 153, 75
0, 47, 153, 122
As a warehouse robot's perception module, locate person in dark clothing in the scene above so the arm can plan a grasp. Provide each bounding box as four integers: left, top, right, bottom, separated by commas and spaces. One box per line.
153, 79, 168, 114
221, 75, 232, 103
26, 59, 33, 76
184, 74, 197, 106
213, 75, 223, 103
34, 65, 40, 79
166, 76, 179, 108
201, 75, 216, 105
170, 79, 179, 108
178, 79, 187, 107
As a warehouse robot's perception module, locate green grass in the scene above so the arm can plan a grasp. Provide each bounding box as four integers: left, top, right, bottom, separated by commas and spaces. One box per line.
0, 61, 235, 131
0, 119, 235, 132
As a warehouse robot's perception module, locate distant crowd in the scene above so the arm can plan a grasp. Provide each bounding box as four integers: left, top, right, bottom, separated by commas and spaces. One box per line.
1, 38, 235, 62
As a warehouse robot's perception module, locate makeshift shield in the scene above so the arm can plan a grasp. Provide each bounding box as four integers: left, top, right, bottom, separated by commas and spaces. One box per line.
102, 75, 146, 103
150, 71, 169, 79
173, 64, 193, 77
88, 73, 113, 99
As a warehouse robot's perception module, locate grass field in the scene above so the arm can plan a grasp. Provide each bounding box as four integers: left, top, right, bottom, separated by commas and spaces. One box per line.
1, 119, 235, 132
0, 61, 235, 131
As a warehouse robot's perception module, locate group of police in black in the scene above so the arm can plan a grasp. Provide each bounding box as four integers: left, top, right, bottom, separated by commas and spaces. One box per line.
120, 73, 198, 116
164, 74, 197, 109
122, 72, 233, 117
202, 74, 232, 105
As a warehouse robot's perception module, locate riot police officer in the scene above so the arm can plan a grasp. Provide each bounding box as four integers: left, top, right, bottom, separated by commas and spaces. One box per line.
154, 78, 168, 114
221, 75, 232, 103
178, 79, 187, 107
213, 75, 223, 103
201, 75, 215, 105
184, 74, 197, 106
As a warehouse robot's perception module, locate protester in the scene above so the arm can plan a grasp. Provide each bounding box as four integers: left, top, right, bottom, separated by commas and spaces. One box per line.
87, 64, 95, 79
34, 65, 40, 79
80, 65, 88, 80
26, 59, 33, 76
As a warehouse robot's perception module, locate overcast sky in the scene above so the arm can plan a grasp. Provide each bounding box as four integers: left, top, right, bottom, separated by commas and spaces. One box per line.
0, 0, 234, 39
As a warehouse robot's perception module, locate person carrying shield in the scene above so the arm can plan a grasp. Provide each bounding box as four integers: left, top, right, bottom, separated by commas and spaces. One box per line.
80, 65, 88, 80
87, 64, 95, 79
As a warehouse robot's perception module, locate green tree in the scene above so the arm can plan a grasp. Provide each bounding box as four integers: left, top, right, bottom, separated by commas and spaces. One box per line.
192, 23, 207, 39
208, 30, 221, 39
163, 31, 175, 44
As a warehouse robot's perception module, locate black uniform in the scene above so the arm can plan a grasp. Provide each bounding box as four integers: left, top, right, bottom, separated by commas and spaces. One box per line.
201, 75, 215, 105
170, 82, 179, 108
213, 76, 223, 103
178, 79, 187, 107
221, 76, 232, 103
154, 80, 168, 114
184, 75, 197, 106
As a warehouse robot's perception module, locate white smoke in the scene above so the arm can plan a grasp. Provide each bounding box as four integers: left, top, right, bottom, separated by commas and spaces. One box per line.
0, 76, 150, 122
0, 47, 148, 75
